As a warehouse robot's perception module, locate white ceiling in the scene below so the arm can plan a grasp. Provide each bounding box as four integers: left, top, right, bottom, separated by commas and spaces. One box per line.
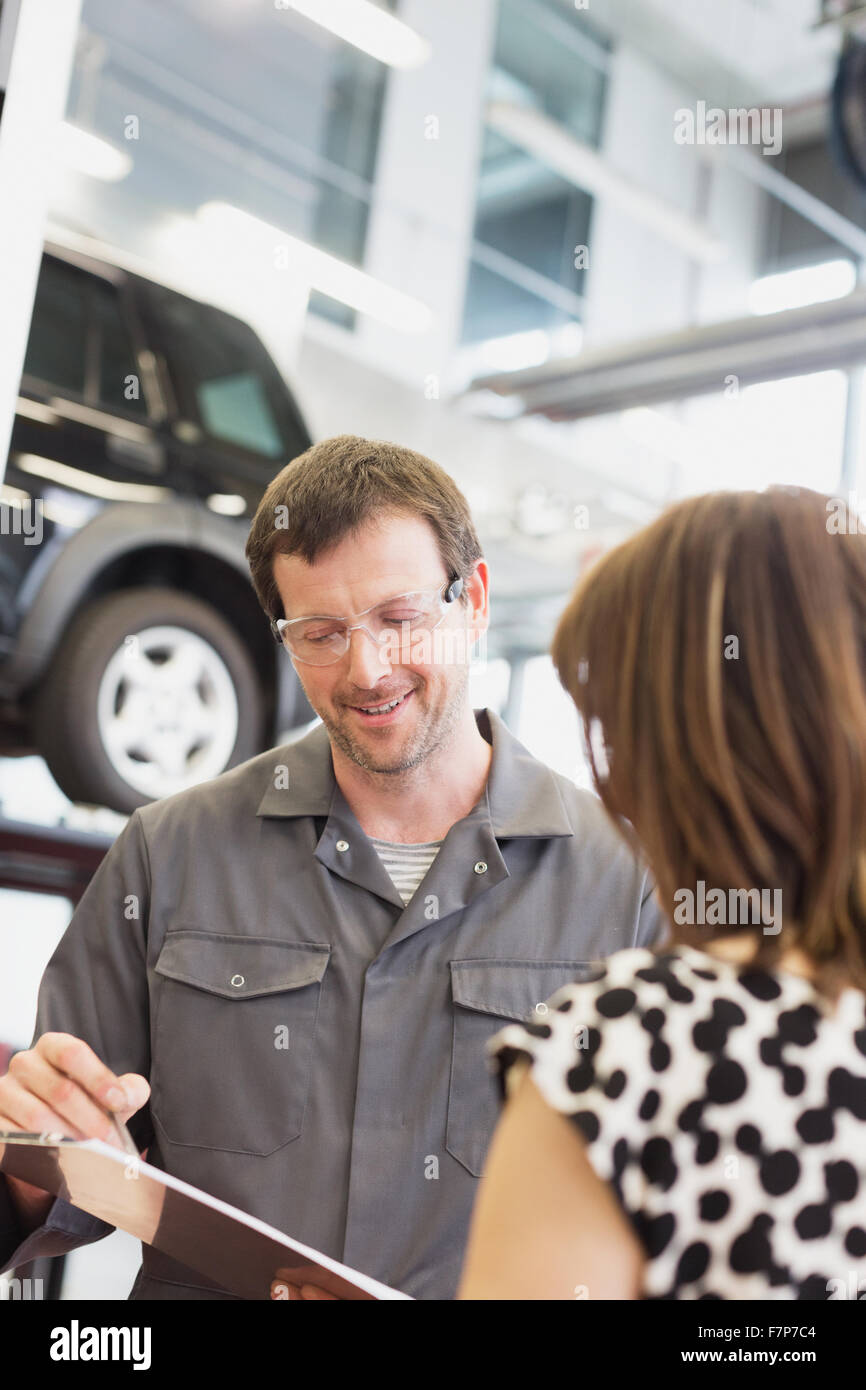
578, 0, 840, 116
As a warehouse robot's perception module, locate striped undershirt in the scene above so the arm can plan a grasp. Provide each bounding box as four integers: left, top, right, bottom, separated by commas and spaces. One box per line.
369, 836, 443, 906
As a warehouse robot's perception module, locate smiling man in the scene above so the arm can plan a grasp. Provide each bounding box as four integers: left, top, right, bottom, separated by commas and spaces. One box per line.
0, 435, 664, 1301
264, 496, 493, 848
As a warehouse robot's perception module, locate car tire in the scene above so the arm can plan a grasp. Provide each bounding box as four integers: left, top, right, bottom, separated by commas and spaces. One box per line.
30, 587, 265, 813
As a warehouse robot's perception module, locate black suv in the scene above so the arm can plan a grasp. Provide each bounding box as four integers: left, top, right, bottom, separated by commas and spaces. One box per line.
0, 242, 314, 814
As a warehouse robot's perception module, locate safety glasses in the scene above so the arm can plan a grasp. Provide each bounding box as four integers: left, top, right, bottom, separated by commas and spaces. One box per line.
271, 577, 464, 666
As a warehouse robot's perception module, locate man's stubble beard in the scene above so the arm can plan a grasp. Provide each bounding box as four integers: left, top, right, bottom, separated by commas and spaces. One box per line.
316, 666, 471, 777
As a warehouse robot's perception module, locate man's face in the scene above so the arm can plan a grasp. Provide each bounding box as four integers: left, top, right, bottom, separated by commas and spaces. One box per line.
272, 513, 488, 775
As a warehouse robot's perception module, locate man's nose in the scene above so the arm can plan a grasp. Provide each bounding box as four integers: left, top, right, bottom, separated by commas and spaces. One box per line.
345, 625, 392, 685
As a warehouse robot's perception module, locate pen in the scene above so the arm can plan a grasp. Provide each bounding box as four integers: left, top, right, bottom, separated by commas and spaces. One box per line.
106, 1107, 139, 1158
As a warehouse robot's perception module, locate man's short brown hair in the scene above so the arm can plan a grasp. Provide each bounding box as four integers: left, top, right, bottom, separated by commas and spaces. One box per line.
245, 434, 483, 620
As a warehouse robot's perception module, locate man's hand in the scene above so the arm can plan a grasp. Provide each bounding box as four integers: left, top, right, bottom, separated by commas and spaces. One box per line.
0, 1032, 149, 1231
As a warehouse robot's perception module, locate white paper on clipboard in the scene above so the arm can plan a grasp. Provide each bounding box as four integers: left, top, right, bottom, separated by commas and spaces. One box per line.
0, 1133, 412, 1300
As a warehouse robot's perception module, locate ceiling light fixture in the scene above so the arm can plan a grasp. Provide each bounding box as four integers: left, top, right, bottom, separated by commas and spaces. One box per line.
278, 0, 431, 69
197, 201, 433, 333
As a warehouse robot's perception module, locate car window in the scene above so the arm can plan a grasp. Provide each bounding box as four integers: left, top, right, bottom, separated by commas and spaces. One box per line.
91, 279, 149, 416
23, 258, 148, 417
196, 370, 283, 456
149, 292, 290, 458
22, 258, 88, 396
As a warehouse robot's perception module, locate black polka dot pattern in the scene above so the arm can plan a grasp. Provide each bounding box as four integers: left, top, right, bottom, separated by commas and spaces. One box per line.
487, 944, 866, 1299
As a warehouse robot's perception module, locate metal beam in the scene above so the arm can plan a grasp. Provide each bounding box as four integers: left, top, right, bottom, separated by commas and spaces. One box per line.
0, 0, 82, 488
0, 819, 113, 902
471, 286, 866, 420
707, 142, 866, 263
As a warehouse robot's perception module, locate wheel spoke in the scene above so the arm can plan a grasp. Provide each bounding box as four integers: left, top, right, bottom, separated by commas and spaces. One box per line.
155, 641, 204, 693
97, 622, 240, 798
119, 651, 163, 690
148, 731, 195, 778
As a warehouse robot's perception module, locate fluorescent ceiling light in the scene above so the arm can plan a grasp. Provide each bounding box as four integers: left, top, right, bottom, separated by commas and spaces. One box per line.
57, 121, 132, 182
458, 324, 584, 388
278, 0, 431, 69
477, 329, 550, 373
196, 202, 433, 333
487, 102, 728, 266
749, 259, 857, 316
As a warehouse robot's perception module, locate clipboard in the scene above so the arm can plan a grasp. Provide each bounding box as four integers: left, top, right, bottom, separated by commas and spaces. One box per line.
0, 1133, 411, 1300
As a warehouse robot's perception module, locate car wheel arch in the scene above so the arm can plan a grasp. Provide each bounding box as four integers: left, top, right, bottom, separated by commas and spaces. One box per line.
9, 501, 276, 700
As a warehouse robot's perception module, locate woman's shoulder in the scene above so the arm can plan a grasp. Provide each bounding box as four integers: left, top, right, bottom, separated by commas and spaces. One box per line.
485, 942, 799, 1093
541, 942, 721, 1015
536, 940, 840, 1015
484, 947, 672, 1099
487, 941, 866, 1099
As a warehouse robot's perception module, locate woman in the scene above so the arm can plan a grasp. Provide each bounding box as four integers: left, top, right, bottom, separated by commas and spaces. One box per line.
458, 487, 866, 1300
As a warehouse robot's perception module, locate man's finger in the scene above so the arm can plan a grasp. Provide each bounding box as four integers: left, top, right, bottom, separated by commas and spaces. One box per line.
7, 1051, 119, 1142
0, 1073, 89, 1141
114, 1073, 151, 1120
36, 1033, 133, 1111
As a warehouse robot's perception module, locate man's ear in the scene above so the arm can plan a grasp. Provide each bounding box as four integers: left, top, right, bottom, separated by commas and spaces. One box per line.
464, 559, 490, 630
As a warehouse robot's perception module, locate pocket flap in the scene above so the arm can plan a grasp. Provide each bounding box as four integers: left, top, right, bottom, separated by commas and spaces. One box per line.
450, 958, 598, 1022
154, 931, 331, 999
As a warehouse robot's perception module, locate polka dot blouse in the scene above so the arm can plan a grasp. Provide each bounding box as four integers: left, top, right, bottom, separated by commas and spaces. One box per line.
487, 944, 866, 1300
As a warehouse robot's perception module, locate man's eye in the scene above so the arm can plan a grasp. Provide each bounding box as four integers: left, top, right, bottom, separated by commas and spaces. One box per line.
381, 610, 423, 625
303, 626, 342, 643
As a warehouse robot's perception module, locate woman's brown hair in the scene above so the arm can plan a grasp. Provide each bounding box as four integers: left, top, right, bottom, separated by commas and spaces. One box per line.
552, 487, 866, 997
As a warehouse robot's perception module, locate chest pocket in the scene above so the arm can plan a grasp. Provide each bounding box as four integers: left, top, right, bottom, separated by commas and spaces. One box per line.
152, 931, 330, 1156
446, 959, 598, 1177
